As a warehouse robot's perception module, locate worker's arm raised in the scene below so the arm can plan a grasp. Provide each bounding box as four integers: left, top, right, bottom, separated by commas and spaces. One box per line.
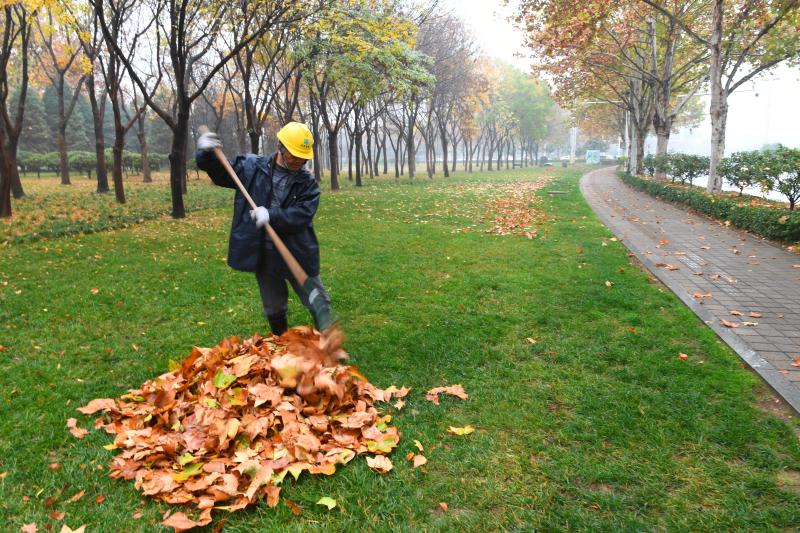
195, 131, 245, 189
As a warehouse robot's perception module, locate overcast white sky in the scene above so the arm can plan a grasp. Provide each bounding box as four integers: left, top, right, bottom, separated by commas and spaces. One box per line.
444, 0, 800, 154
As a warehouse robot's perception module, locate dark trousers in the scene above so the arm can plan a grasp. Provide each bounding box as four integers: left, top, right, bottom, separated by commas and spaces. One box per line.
255, 266, 330, 321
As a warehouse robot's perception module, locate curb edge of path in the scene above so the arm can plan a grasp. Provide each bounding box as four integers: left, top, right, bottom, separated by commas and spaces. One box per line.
579, 167, 800, 414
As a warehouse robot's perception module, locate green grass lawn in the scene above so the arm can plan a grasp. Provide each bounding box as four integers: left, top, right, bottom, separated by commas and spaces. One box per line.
1, 165, 799, 532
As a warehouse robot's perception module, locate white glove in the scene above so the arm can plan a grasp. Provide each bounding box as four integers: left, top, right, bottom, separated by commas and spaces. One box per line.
197, 131, 222, 151
250, 206, 269, 227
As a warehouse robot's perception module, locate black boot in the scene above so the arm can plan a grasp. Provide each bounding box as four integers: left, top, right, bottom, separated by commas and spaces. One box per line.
267, 314, 288, 336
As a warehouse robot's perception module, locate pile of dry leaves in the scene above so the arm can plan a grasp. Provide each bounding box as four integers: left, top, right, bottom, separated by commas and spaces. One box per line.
74, 327, 409, 531
454, 179, 552, 239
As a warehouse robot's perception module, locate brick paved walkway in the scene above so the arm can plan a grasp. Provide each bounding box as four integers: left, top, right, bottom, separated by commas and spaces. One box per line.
581, 166, 800, 412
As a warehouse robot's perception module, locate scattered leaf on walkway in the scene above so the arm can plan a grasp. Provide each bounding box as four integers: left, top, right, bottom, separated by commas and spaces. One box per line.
655, 263, 680, 271
658, 239, 669, 247
792, 357, 800, 368
692, 291, 711, 299
700, 245, 710, 250
720, 319, 739, 328
316, 497, 337, 510
679, 353, 688, 361
742, 321, 758, 327
448, 426, 474, 436
748, 311, 762, 318
425, 384, 468, 404
710, 274, 721, 280
730, 310, 742, 316
366, 456, 393, 474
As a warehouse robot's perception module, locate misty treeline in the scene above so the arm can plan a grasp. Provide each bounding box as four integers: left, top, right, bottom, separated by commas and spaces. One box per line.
0, 0, 567, 218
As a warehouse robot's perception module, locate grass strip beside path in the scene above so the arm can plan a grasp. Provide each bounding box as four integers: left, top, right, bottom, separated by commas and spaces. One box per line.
0, 165, 798, 531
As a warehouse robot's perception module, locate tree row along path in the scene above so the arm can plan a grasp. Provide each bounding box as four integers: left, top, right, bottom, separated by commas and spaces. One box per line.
581, 166, 800, 412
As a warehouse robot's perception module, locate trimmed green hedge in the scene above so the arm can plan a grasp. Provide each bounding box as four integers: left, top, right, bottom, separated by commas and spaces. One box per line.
17, 150, 167, 175
620, 172, 800, 243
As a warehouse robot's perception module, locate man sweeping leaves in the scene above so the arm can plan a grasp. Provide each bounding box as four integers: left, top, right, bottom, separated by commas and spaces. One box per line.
196, 122, 332, 335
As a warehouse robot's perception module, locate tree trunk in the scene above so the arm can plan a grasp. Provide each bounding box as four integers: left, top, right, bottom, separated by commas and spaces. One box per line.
439, 125, 449, 177
355, 126, 363, 187
407, 121, 415, 178
707, 0, 725, 193
328, 129, 339, 191
137, 113, 152, 183
0, 133, 13, 217
57, 122, 70, 185
168, 115, 188, 218
86, 73, 109, 193
112, 127, 126, 203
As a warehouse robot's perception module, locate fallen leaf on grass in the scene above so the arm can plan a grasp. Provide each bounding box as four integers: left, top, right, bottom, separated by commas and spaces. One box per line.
576, 247, 584, 254
625, 326, 638, 334
284, 499, 301, 516
316, 497, 337, 510
65, 419, 87, 439
393, 399, 405, 410
412, 454, 427, 468
66, 490, 85, 504
48, 463, 61, 471
49, 512, 65, 521
448, 425, 474, 436
678, 353, 688, 361
90, 288, 99, 295
366, 456, 393, 474
95, 495, 106, 504
58, 526, 86, 533
439, 502, 448, 512
425, 384, 468, 404
76, 398, 116, 415
605, 280, 613, 287
414, 440, 424, 452
21, 524, 37, 533
526, 338, 537, 344
161, 511, 211, 532
720, 319, 739, 328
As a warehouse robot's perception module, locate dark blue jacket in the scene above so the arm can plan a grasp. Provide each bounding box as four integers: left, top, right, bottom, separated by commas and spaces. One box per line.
196, 149, 321, 278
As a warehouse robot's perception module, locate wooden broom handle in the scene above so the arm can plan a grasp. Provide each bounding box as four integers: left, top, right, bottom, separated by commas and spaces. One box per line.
198, 125, 309, 286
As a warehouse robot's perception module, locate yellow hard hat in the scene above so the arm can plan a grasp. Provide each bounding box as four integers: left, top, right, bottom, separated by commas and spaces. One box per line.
276, 122, 314, 160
